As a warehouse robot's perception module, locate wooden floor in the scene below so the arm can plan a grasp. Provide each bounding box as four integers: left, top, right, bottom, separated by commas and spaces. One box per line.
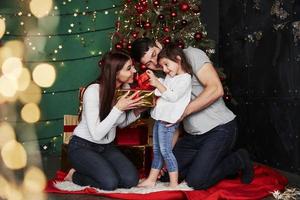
43, 155, 300, 200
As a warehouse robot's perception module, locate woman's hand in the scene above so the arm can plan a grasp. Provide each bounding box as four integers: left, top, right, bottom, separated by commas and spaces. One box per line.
146, 70, 160, 87
115, 91, 143, 111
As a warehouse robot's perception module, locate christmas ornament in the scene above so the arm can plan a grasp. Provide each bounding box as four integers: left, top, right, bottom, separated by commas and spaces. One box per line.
131, 31, 138, 38
172, 0, 178, 4
163, 26, 170, 32
115, 42, 123, 49
153, 0, 160, 7
162, 36, 171, 44
170, 11, 177, 18
158, 14, 165, 20
179, 2, 190, 12
194, 32, 202, 40
143, 21, 151, 29
181, 19, 188, 26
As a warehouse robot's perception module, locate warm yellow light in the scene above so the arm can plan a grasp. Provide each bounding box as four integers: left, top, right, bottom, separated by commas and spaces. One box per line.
29, 0, 53, 18
1, 140, 27, 170
19, 82, 41, 104
0, 92, 18, 104
23, 166, 47, 192
21, 103, 40, 123
0, 175, 9, 199
0, 122, 16, 148
5, 40, 25, 59
0, 76, 18, 97
17, 68, 31, 91
5, 184, 23, 200
32, 63, 56, 87
1, 57, 23, 79
0, 18, 5, 39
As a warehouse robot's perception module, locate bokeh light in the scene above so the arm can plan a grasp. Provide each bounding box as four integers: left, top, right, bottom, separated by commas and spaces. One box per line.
29, 0, 53, 18
32, 63, 56, 87
19, 82, 42, 104
23, 166, 47, 192
0, 122, 16, 148
0, 18, 5, 39
1, 57, 23, 79
5, 184, 23, 200
21, 103, 40, 123
17, 68, 31, 91
0, 76, 18, 97
4, 40, 25, 59
0, 175, 9, 199
1, 140, 27, 170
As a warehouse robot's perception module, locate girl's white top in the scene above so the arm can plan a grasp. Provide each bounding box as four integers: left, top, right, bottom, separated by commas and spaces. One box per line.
151, 73, 192, 123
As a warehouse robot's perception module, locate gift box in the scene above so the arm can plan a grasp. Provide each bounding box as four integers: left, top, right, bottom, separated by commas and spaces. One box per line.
115, 89, 156, 107
116, 119, 148, 145
63, 115, 78, 144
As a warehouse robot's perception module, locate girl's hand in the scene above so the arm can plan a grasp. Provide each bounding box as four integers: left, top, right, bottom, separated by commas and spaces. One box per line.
115, 91, 142, 111
146, 70, 160, 87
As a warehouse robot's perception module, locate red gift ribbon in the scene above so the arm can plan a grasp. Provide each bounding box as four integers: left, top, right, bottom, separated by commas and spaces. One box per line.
136, 72, 154, 90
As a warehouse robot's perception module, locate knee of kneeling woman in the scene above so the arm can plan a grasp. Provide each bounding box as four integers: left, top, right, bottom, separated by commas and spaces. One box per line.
101, 178, 119, 191
121, 171, 139, 188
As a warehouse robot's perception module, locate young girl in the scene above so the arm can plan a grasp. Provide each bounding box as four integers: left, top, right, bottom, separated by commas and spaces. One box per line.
138, 43, 192, 188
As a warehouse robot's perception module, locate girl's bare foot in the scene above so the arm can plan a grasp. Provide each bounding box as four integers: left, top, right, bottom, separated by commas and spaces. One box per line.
169, 182, 178, 188
64, 168, 75, 181
137, 179, 156, 187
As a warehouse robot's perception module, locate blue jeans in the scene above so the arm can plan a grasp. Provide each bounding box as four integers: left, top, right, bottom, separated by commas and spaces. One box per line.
68, 135, 138, 190
172, 119, 240, 189
151, 121, 178, 172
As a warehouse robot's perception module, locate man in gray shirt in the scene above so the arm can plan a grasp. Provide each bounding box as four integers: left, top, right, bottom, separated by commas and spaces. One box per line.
131, 38, 254, 189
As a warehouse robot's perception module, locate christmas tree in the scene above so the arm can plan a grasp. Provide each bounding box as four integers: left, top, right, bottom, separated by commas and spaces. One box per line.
112, 0, 215, 54
111, 0, 235, 102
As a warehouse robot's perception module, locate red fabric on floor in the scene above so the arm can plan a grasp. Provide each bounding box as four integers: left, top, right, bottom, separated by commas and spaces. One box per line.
45, 164, 288, 200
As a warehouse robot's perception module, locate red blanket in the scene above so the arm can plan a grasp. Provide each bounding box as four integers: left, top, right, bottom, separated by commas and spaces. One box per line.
46, 164, 287, 200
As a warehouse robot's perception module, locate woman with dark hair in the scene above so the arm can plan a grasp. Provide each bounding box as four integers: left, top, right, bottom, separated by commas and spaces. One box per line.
64, 51, 145, 190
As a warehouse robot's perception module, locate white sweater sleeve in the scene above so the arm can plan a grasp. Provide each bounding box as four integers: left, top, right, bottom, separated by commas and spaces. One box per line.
118, 111, 140, 128
83, 85, 124, 142
161, 75, 191, 102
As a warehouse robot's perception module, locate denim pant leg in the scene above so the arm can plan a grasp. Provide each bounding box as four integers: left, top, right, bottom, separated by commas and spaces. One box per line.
184, 119, 240, 189
101, 145, 139, 188
158, 122, 178, 172
68, 136, 119, 190
151, 121, 164, 170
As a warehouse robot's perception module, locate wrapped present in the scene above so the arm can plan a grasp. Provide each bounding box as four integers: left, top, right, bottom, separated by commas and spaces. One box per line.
115, 89, 156, 107
118, 145, 152, 177
116, 119, 148, 145
63, 115, 78, 144
135, 72, 155, 90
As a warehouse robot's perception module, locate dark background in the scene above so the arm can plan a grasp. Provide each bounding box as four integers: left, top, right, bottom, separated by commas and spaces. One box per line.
201, 0, 300, 174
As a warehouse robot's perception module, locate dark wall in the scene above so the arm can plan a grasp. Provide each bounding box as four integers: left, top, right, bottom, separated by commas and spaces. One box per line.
219, 0, 300, 174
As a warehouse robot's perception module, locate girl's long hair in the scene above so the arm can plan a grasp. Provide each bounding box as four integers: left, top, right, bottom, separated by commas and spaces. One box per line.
98, 51, 131, 121
157, 43, 193, 75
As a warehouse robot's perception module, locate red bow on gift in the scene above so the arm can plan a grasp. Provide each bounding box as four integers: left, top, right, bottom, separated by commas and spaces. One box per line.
134, 72, 155, 90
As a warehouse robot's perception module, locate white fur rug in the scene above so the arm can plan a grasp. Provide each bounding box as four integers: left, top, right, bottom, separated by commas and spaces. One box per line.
54, 180, 193, 194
